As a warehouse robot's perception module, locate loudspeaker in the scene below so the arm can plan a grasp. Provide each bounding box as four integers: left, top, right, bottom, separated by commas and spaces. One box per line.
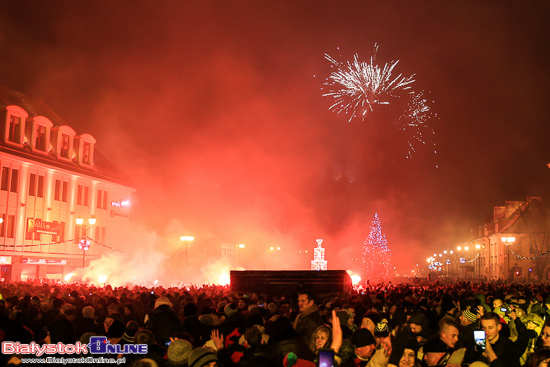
230, 270, 352, 296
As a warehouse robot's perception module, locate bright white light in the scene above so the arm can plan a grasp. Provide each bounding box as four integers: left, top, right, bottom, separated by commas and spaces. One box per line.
465, 246, 469, 251
238, 244, 245, 249
98, 275, 108, 283
154, 279, 158, 284
350, 274, 361, 285
218, 272, 230, 285
64, 273, 74, 282
180, 236, 194, 242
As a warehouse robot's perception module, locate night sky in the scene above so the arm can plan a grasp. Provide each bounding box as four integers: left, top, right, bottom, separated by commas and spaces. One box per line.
1, 1, 550, 284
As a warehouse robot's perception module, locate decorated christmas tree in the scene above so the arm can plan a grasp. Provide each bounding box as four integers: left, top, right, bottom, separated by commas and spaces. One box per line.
362, 213, 392, 283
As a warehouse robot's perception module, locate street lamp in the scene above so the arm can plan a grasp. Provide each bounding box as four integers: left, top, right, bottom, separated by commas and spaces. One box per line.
501, 236, 516, 280
75, 216, 96, 267
180, 236, 194, 264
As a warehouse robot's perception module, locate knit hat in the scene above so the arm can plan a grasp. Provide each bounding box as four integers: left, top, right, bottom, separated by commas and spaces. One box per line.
423, 338, 447, 353
224, 303, 238, 317
351, 328, 375, 348
167, 339, 193, 366
106, 320, 125, 339
155, 297, 172, 309
188, 347, 218, 367
374, 321, 390, 337
283, 352, 316, 367
405, 337, 419, 353
462, 309, 477, 323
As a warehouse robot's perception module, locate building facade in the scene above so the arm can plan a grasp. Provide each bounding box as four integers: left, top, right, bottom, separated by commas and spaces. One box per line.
0, 86, 134, 281
454, 197, 550, 282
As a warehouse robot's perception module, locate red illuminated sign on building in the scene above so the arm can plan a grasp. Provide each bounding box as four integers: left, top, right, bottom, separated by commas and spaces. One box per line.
27, 218, 60, 235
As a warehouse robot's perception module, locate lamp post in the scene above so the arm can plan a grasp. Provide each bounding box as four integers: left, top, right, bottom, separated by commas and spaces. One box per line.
76, 216, 96, 267
180, 236, 194, 264
501, 236, 516, 280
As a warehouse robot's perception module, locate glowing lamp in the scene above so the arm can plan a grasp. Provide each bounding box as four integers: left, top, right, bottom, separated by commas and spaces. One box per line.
76, 217, 84, 225
180, 236, 194, 242
88, 216, 96, 225
238, 243, 245, 249
475, 244, 481, 250
457, 246, 462, 251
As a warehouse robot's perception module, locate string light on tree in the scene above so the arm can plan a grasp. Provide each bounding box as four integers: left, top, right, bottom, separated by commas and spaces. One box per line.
362, 213, 392, 282
311, 239, 328, 271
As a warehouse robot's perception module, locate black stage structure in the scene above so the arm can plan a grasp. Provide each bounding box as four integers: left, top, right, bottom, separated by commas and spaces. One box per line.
230, 270, 352, 296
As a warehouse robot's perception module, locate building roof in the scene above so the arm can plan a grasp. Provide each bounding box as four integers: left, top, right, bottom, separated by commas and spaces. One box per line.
0, 85, 133, 188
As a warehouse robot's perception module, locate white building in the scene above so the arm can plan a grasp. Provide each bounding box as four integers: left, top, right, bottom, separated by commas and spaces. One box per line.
0, 85, 134, 281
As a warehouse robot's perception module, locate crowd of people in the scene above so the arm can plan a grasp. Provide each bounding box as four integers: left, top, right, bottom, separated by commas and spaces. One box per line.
2, 279, 550, 367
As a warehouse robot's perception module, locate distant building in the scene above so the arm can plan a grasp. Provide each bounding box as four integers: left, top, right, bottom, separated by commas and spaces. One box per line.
454, 197, 549, 282
0, 86, 134, 281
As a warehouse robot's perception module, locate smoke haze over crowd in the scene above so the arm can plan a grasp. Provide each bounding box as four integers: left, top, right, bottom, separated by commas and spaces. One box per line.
1, 1, 550, 284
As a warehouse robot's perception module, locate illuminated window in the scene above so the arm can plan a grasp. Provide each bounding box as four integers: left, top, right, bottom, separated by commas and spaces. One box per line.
6, 215, 15, 238
8, 115, 21, 143
1, 167, 8, 191
84, 186, 89, 206
97, 189, 102, 209
29, 173, 36, 196
82, 142, 91, 164
10, 169, 18, 193
77, 185, 83, 205
0, 214, 5, 237
62, 181, 68, 202
37, 175, 44, 198
60, 134, 70, 158
4, 106, 28, 146
35, 125, 47, 151
54, 180, 61, 201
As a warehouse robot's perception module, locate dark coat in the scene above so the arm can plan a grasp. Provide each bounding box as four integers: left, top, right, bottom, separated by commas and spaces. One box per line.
145, 304, 183, 343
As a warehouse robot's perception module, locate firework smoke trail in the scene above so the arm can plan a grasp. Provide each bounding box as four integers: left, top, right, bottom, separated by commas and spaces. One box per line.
323, 44, 415, 122
323, 44, 437, 161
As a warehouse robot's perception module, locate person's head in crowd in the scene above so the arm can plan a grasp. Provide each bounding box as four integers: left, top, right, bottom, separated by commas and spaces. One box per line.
399, 338, 419, 367
361, 311, 381, 335
166, 339, 193, 367
244, 326, 264, 349
121, 320, 140, 345
422, 338, 447, 366
106, 319, 125, 343
408, 312, 428, 335
103, 314, 120, 333
82, 305, 95, 319
310, 325, 332, 352
439, 318, 459, 349
267, 302, 278, 315
460, 308, 477, 326
541, 321, 550, 348
527, 348, 550, 367
237, 298, 247, 311
155, 297, 172, 309
480, 312, 502, 344
297, 292, 316, 313
47, 318, 76, 344
351, 328, 375, 360
493, 298, 503, 310
374, 321, 391, 349
133, 358, 159, 367
135, 328, 156, 345
188, 347, 219, 367
223, 303, 237, 318
123, 302, 134, 316
184, 303, 198, 318
64, 307, 77, 322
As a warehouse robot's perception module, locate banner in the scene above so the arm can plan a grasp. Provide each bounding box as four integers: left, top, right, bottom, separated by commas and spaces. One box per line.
27, 218, 60, 235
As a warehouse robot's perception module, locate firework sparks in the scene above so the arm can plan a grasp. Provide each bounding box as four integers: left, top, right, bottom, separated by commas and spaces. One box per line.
399, 91, 437, 158
323, 44, 437, 160
324, 44, 415, 122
